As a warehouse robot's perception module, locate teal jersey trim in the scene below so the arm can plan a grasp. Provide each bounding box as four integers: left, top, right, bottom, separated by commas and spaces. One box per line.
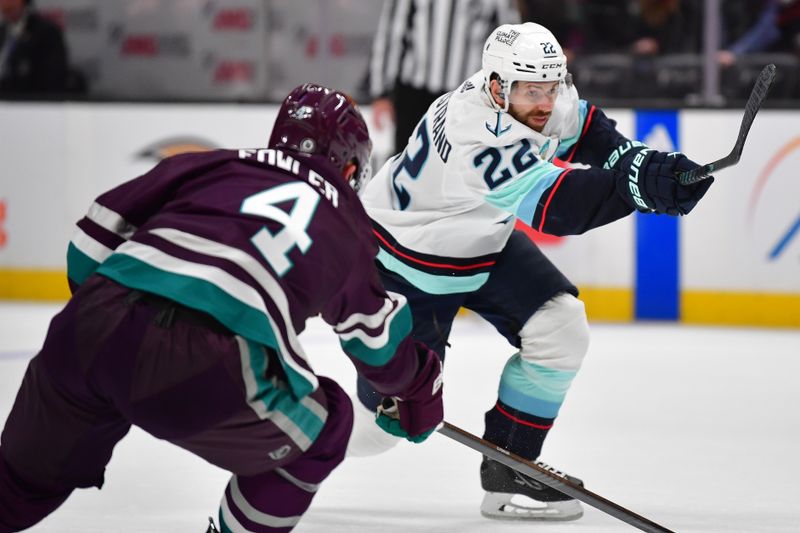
376, 248, 489, 294
66, 243, 100, 286
498, 353, 578, 419
97, 253, 315, 398
485, 162, 563, 223
339, 303, 412, 366
244, 340, 325, 443
555, 99, 590, 159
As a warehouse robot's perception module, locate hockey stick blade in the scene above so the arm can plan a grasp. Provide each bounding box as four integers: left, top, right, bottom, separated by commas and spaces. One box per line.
677, 63, 776, 185
438, 422, 675, 533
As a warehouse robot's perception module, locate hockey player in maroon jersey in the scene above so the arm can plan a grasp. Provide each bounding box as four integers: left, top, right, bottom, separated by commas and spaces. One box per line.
0, 84, 444, 532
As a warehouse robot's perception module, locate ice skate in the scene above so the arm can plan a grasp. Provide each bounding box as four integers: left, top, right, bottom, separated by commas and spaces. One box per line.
480, 457, 584, 521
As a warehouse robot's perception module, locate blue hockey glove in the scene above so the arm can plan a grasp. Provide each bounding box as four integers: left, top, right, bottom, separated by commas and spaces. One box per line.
608, 143, 714, 216
375, 342, 443, 443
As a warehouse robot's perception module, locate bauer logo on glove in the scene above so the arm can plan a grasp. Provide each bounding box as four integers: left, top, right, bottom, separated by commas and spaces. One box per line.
607, 143, 714, 216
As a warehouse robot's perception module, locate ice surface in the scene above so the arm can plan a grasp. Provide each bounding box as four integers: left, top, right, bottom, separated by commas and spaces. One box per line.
1, 303, 798, 532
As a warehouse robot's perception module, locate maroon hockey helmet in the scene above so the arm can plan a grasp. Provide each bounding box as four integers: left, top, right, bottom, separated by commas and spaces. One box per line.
269, 83, 373, 193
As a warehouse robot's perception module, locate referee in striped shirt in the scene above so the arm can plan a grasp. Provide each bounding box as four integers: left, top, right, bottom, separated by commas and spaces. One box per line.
369, 0, 520, 156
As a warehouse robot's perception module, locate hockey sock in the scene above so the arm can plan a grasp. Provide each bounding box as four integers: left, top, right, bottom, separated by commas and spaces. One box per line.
482, 399, 554, 460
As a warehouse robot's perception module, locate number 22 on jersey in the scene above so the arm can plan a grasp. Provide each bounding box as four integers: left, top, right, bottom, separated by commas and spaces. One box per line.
241, 182, 320, 276
391, 117, 430, 210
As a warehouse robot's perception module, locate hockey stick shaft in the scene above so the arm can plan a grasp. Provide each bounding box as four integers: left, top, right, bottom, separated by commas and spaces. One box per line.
677, 63, 777, 185
438, 422, 675, 533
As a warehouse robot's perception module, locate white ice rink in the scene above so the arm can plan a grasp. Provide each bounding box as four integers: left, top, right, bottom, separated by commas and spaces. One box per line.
1, 302, 798, 533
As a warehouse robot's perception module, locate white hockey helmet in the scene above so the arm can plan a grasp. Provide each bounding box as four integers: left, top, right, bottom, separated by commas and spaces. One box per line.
482, 23, 568, 108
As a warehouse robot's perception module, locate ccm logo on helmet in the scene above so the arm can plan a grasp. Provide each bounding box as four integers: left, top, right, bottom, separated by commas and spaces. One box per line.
541, 63, 563, 69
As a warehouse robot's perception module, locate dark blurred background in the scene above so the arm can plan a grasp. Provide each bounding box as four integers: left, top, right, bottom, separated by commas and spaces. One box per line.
1, 0, 798, 107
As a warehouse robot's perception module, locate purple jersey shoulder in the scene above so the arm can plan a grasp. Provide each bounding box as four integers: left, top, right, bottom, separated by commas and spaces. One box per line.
133, 148, 378, 328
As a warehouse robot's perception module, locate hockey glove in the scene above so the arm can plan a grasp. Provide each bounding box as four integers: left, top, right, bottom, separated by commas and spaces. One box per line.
609, 143, 714, 216
375, 341, 443, 443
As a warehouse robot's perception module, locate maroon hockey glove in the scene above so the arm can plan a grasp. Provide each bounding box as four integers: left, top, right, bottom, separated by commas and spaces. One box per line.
610, 143, 714, 216
376, 341, 443, 442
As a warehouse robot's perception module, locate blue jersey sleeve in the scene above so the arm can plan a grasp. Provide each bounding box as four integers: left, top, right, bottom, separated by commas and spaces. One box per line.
561, 104, 631, 167
482, 104, 636, 236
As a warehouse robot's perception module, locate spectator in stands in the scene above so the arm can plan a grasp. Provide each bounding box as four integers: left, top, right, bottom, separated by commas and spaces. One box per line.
575, 1, 699, 56
778, 1, 800, 56
0, 0, 69, 95
719, 0, 800, 66
720, 1, 780, 66
629, 0, 701, 57
718, 0, 800, 99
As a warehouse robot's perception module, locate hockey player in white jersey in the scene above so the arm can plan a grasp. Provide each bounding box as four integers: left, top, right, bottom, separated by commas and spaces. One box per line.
351, 22, 713, 520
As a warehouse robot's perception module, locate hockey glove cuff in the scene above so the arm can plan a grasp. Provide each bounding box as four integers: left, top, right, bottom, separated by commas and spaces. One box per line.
376, 398, 438, 443
607, 142, 714, 216
375, 341, 443, 443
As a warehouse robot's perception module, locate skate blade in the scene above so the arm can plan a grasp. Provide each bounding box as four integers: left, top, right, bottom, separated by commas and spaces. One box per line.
480, 492, 584, 521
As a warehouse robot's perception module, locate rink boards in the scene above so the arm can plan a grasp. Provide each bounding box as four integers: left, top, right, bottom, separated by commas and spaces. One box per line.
0, 102, 797, 327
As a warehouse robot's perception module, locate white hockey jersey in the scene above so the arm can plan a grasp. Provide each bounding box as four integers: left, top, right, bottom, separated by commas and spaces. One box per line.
362, 71, 594, 295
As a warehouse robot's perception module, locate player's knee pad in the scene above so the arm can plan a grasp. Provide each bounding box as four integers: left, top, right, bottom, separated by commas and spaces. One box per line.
518, 292, 589, 372
345, 398, 401, 458
498, 293, 589, 419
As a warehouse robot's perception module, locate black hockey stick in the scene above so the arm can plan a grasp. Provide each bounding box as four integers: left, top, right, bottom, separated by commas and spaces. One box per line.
676, 63, 777, 185
438, 422, 675, 533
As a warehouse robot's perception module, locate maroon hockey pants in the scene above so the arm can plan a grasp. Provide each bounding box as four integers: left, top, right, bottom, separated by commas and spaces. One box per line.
0, 276, 353, 532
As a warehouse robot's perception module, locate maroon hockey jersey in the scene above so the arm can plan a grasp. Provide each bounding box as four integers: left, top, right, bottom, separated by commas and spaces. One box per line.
67, 148, 418, 400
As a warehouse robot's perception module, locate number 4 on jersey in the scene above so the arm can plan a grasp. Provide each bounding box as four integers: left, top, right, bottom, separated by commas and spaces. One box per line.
241, 182, 320, 276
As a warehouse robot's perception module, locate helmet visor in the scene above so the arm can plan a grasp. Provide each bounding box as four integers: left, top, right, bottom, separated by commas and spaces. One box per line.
506, 79, 570, 106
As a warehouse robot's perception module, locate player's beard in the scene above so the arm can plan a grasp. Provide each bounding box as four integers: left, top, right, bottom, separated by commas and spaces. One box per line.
525, 111, 551, 132
507, 102, 551, 133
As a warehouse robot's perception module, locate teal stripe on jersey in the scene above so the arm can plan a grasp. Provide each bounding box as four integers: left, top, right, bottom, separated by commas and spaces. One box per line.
376, 248, 489, 295
485, 162, 563, 222
339, 303, 412, 366
498, 353, 577, 418
66, 243, 100, 285
555, 99, 590, 159
245, 340, 325, 444
218, 513, 232, 533
97, 253, 315, 398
